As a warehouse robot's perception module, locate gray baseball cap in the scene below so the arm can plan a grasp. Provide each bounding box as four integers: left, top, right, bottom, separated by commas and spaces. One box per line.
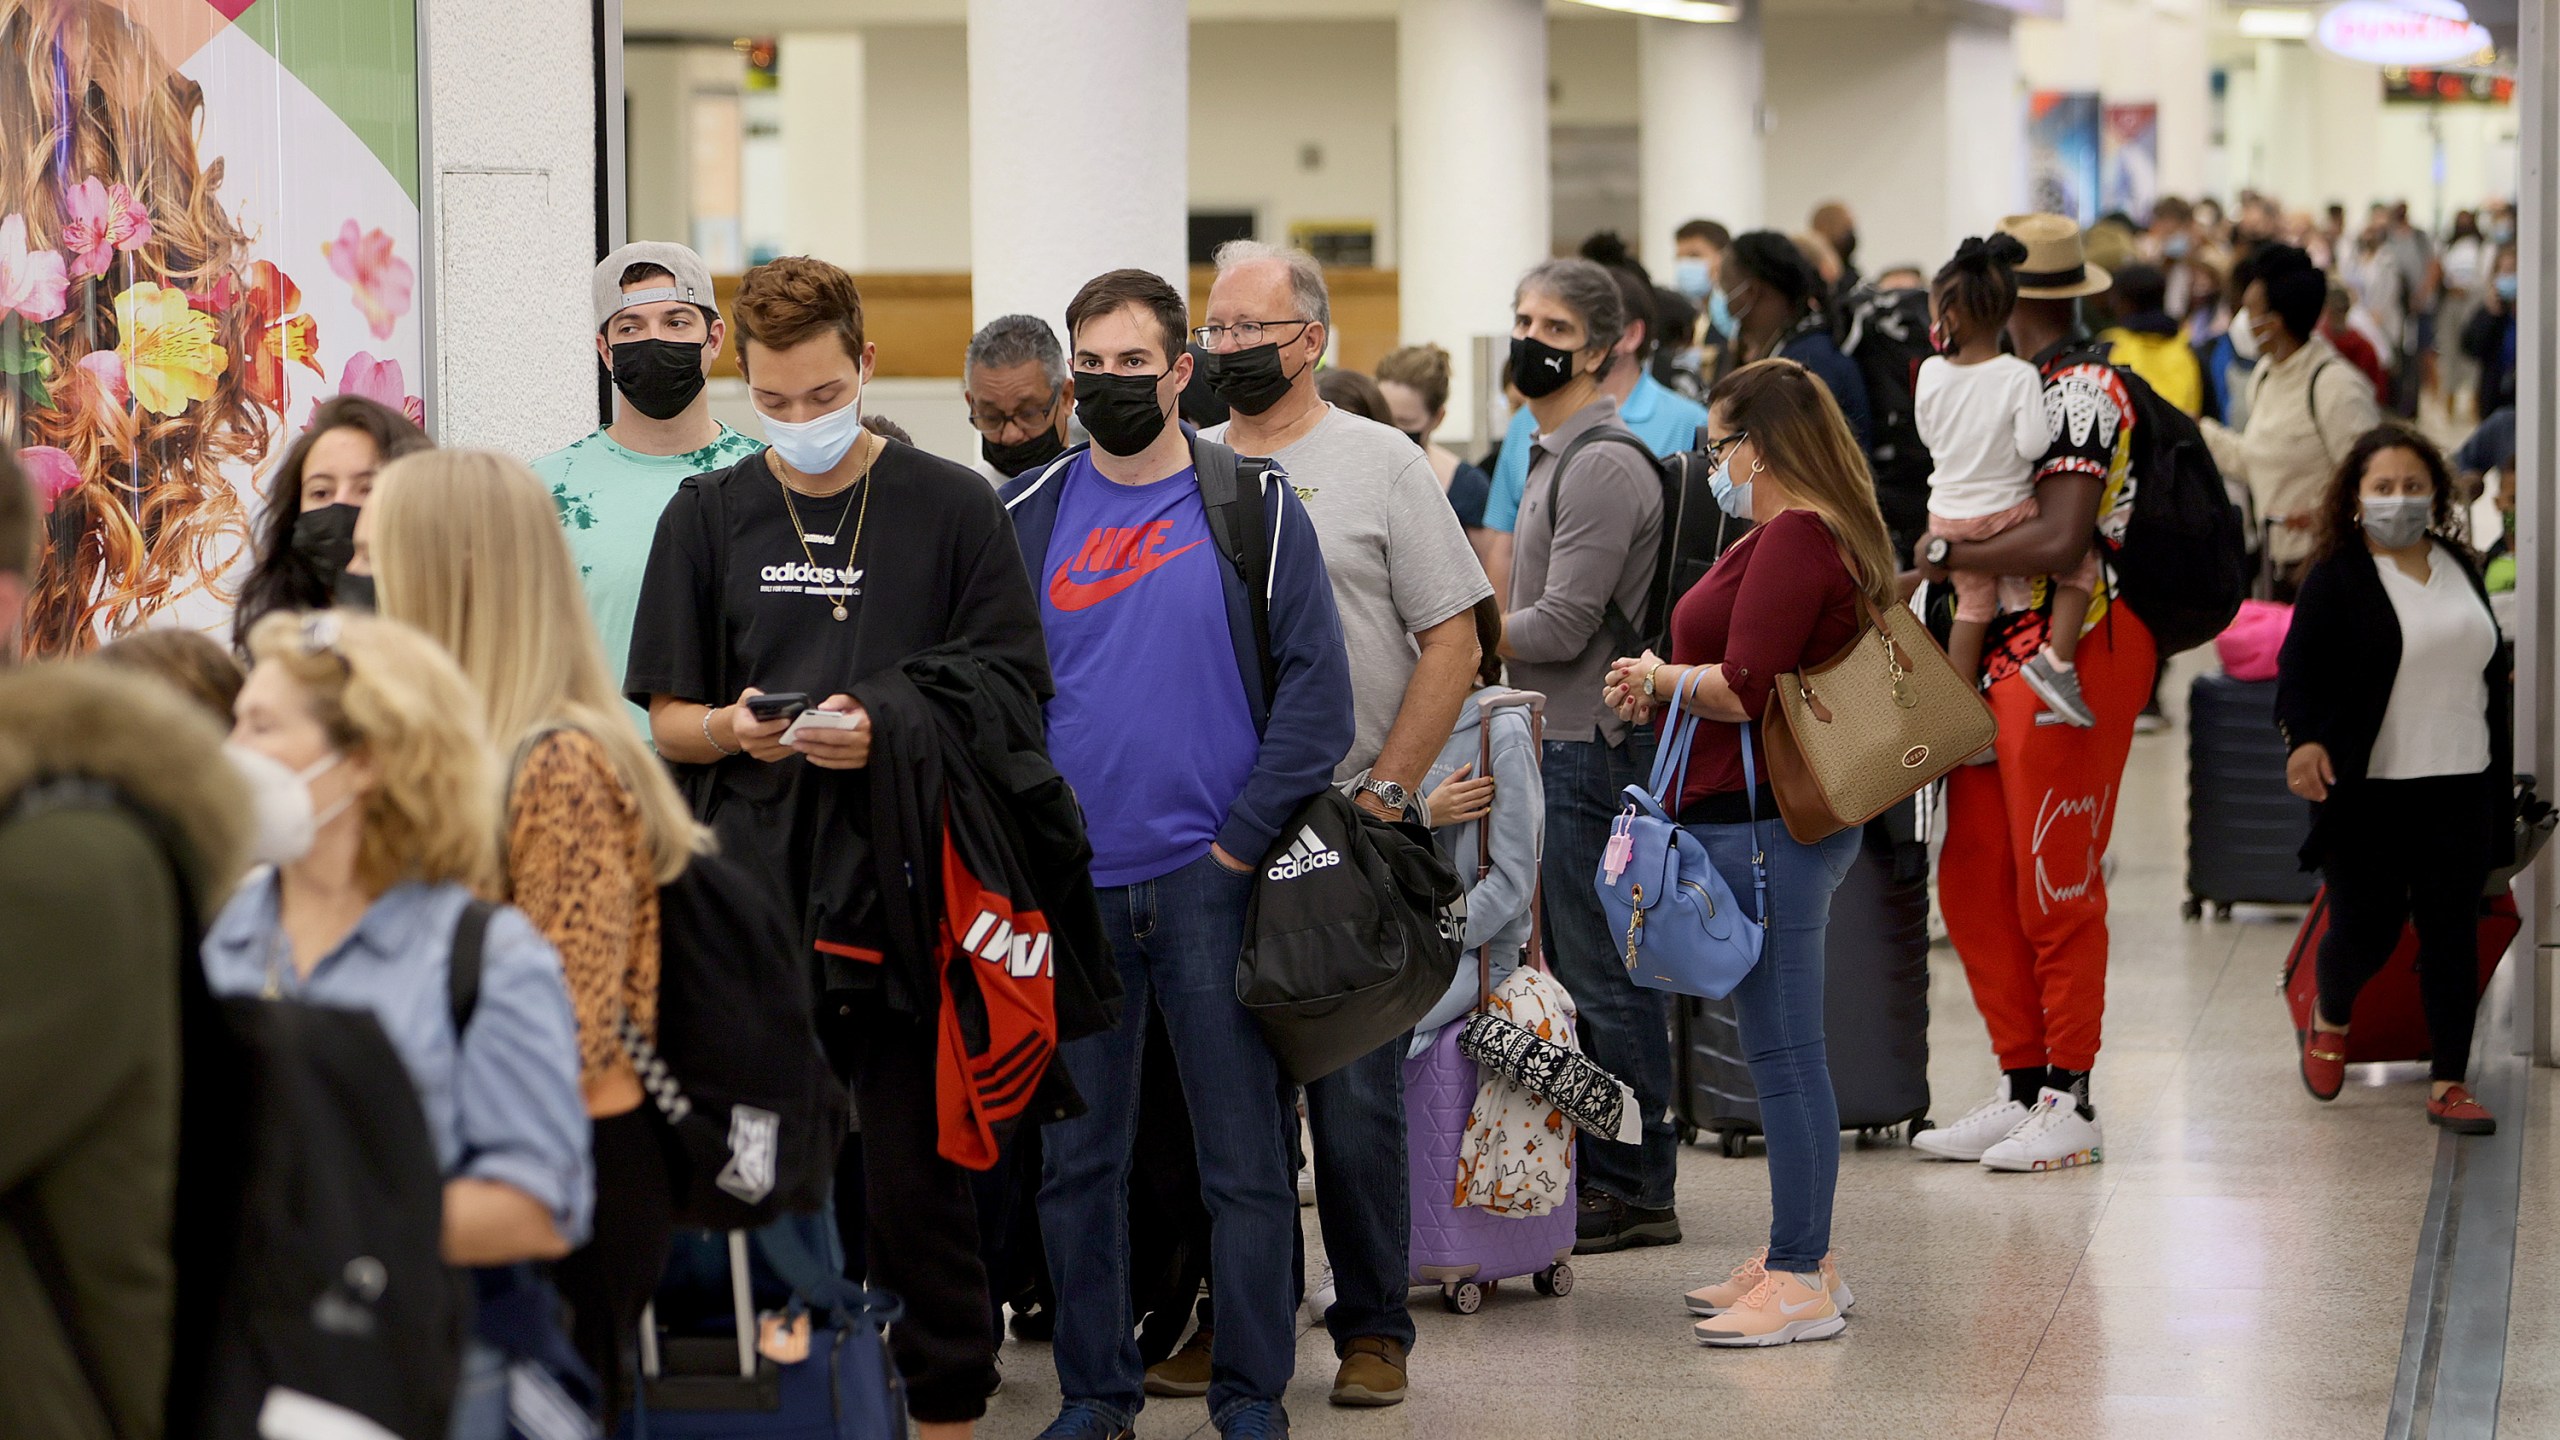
593, 242, 718, 331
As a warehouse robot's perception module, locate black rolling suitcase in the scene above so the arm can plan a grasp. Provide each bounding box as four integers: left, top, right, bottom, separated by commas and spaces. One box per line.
1673, 806, 1933, 1157
2184, 671, 2317, 917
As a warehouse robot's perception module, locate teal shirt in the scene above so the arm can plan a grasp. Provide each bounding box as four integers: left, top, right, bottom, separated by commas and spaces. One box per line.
533, 424, 767, 734
1482, 373, 1709, 532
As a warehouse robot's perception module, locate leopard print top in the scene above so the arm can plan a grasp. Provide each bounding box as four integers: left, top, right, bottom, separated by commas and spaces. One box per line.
506, 727, 657, 1113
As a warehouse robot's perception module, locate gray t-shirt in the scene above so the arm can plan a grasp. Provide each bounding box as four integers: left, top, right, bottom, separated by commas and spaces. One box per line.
1208, 406, 1492, 779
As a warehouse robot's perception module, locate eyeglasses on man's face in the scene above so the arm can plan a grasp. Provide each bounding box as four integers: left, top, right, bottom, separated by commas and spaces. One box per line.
967, 392, 1062, 438
1192, 318, 1314, 352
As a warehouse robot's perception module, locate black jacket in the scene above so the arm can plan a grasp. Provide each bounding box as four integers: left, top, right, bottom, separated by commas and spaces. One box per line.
2274, 536, 2512, 870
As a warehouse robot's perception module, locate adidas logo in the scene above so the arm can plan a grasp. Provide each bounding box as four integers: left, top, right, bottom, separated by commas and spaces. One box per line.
1265, 824, 1342, 881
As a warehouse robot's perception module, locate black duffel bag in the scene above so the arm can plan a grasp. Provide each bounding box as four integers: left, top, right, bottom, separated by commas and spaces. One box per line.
1235, 787, 1465, 1083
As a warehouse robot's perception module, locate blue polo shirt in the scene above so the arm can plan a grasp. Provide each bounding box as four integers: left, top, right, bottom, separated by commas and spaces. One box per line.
1483, 373, 1707, 532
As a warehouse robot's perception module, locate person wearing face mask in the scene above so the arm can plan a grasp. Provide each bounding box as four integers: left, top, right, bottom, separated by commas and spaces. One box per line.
628, 256, 1053, 1440
229, 394, 430, 654
2279, 425, 2509, 1135
0, 451, 257, 1440
2200, 244, 2383, 597
1376, 343, 1498, 575
965, 313, 1076, 481
1000, 268, 1351, 1440
2460, 244, 2521, 421
1496, 257, 1677, 1256
204, 610, 592, 1440
1712, 232, 1873, 449
532, 244, 765, 736
1196, 243, 1490, 1411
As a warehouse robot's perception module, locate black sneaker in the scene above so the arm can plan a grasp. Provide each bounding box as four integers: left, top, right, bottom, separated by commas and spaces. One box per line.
1573, 1189, 1683, 1254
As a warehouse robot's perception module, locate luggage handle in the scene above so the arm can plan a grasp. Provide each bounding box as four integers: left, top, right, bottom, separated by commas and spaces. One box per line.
1470, 689, 1547, 1012
634, 1231, 759, 1386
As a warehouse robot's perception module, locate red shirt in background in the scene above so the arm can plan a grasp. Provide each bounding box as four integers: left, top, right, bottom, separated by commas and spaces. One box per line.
2321, 321, 2393, 398
1662, 507, 1862, 813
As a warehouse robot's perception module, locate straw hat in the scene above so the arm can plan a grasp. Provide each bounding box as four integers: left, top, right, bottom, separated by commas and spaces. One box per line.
1997, 214, 2114, 300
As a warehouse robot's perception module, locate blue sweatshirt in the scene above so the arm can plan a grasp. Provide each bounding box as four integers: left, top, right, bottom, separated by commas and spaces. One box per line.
1003, 439, 1355, 869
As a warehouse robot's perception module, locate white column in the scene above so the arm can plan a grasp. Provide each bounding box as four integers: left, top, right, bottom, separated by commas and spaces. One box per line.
1942, 16, 2022, 243
1400, 0, 1549, 446
2149, 0, 2212, 202
967, 0, 1186, 331
621, 43, 689, 248
1638, 10, 1762, 273
2254, 40, 2317, 210
2515, 0, 2557, 1059
781, 33, 865, 268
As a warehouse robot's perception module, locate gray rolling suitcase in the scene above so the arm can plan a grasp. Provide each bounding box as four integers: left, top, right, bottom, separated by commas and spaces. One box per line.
2184, 671, 2317, 918
1673, 806, 1933, 1157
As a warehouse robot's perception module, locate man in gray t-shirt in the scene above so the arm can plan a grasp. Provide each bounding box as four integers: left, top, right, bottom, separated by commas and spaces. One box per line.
1199, 244, 1488, 1408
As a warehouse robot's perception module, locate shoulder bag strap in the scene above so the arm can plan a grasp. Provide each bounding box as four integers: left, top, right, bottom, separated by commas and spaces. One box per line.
2305, 359, 2338, 464
449, 898, 497, 1040
1192, 435, 1280, 704
1546, 428, 1654, 657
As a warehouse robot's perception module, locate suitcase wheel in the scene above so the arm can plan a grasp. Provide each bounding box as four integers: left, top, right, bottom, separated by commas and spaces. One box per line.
2181, 897, 2203, 921
1534, 1263, 1575, 1298
1441, 1280, 1485, 1315
1718, 1130, 1751, 1159
1676, 1119, 1699, 1145
1906, 1118, 1933, 1146
2216, 901, 2234, 920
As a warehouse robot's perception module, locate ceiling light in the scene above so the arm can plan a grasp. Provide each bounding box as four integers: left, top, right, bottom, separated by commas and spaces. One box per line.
2239, 8, 2319, 38
1566, 0, 1744, 23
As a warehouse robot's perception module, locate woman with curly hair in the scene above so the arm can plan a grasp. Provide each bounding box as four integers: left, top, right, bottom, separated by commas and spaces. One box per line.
229, 394, 428, 649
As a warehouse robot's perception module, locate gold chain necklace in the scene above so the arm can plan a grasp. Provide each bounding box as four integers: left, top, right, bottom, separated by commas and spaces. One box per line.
776, 438, 877, 622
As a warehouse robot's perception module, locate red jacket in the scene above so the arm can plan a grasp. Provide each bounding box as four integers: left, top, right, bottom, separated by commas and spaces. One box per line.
2321, 322, 2392, 397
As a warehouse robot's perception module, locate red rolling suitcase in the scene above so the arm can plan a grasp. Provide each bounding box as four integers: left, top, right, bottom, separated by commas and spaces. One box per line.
2280, 887, 2519, 1062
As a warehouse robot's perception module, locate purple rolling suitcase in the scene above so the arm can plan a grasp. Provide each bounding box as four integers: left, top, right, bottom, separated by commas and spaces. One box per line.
1402, 691, 1577, 1316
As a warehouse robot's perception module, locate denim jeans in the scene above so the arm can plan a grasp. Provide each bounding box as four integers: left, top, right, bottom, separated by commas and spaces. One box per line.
1305, 1035, 1416, 1352
1539, 730, 1676, 1210
1039, 853, 1298, 1429
446, 1340, 506, 1440
1690, 817, 1862, 1273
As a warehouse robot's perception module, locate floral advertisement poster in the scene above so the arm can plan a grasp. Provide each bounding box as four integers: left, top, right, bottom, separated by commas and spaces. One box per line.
2, 0, 424, 655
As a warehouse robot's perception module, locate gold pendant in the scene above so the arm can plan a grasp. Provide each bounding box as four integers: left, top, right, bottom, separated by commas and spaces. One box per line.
832, 603, 849, 622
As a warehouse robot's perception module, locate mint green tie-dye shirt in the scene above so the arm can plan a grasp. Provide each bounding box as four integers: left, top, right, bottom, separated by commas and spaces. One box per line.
533, 424, 766, 735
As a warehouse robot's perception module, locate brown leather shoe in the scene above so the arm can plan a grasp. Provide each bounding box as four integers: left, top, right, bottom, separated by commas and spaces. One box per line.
1143, 1326, 1213, 1398
1330, 1336, 1408, 1407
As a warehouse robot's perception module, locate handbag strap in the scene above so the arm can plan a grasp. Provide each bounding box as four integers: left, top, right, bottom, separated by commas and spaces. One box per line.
1740, 718, 1770, 930
1646, 669, 1709, 809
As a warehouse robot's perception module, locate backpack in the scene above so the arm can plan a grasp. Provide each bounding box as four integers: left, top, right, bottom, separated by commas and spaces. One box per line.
1839, 285, 1938, 553
1545, 426, 1744, 657
2103, 364, 2249, 658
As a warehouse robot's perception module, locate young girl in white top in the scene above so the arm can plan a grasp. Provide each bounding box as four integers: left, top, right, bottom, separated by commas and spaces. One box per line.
1916, 234, 2099, 726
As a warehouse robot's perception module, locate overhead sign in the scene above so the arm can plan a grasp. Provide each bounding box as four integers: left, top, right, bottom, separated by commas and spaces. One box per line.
2316, 0, 2496, 67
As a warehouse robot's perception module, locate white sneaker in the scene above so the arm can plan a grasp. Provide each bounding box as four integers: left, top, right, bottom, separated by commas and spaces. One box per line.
1911, 1084, 2030, 1162
1979, 1088, 2104, 1172
1304, 1261, 1337, 1325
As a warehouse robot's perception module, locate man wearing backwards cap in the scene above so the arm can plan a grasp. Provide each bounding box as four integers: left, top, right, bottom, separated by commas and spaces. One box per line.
1913, 213, 2159, 1177
533, 241, 766, 734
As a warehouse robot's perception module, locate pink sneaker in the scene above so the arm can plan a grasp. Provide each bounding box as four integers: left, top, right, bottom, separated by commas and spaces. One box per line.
1691, 1268, 1847, 1347
1684, 1251, 1853, 1316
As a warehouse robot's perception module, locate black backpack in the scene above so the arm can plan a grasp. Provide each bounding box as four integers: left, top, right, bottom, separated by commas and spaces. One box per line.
1839, 285, 1938, 556
2102, 364, 2248, 658
1545, 426, 1745, 657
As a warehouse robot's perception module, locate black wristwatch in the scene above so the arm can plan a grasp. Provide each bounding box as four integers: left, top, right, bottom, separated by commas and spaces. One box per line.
1358, 778, 1410, 813
1925, 535, 1953, 568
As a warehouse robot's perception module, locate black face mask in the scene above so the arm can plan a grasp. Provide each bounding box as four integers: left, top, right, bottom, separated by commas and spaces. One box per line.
1509, 335, 1581, 400
982, 426, 1067, 478
1202, 342, 1299, 415
609, 338, 708, 421
333, 567, 376, 613
291, 504, 359, 590
1074, 371, 1172, 456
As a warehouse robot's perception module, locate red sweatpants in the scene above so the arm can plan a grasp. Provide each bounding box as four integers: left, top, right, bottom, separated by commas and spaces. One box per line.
1940, 606, 2158, 1073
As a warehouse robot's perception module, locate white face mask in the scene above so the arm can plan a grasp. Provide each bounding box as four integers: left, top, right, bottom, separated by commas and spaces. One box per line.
2230, 309, 2263, 363
760, 391, 865, 475
226, 742, 349, 866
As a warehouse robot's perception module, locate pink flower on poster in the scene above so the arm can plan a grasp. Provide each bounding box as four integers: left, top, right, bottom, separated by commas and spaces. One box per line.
0, 215, 68, 323
324, 220, 413, 340
19, 446, 80, 513
330, 351, 425, 428
76, 350, 131, 434
60, 178, 153, 281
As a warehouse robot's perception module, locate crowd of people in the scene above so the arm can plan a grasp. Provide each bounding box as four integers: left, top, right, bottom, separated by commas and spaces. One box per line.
0, 181, 2526, 1440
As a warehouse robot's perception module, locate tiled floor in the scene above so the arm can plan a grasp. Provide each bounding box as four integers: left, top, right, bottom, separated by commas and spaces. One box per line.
982, 692, 2463, 1439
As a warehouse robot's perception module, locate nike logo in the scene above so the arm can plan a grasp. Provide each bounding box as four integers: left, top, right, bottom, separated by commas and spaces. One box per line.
1049, 519, 1205, 611
1778, 1294, 1827, 1316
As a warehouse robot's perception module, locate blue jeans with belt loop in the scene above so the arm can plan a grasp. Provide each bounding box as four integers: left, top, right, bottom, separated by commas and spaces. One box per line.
1686, 816, 1862, 1273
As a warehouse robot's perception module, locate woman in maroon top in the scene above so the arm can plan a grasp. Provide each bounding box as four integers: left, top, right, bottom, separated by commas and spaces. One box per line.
1604, 359, 1900, 1348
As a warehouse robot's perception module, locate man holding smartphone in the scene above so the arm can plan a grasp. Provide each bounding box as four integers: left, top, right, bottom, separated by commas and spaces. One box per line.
625, 257, 1048, 1439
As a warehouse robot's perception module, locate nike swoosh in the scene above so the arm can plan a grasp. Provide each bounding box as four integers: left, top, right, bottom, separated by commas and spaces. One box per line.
1778, 1295, 1827, 1316
1049, 538, 1206, 611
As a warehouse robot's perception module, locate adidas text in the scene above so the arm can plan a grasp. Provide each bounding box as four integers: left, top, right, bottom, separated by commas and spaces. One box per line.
1266, 825, 1343, 881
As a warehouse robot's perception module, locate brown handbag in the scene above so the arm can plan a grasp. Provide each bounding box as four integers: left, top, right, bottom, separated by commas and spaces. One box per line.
1759, 588, 1997, 844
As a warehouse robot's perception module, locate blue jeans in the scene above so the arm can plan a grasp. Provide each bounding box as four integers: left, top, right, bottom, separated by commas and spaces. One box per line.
1305, 1036, 1415, 1352
1038, 854, 1297, 1429
447, 1340, 506, 1440
1690, 817, 1861, 1272
1540, 731, 1677, 1210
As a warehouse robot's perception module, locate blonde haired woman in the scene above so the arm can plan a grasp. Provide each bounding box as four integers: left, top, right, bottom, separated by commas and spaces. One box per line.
203, 610, 590, 1438
1604, 358, 1899, 1347
360, 448, 707, 1421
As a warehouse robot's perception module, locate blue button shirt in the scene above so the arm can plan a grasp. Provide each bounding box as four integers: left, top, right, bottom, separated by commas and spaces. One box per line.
1484, 373, 1708, 532
202, 872, 595, 1244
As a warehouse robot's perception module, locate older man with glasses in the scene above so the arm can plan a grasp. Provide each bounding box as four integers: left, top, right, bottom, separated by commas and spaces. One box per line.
965, 313, 1075, 479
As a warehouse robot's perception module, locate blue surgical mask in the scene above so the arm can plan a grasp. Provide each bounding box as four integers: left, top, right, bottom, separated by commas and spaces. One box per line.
2497, 273, 2520, 302
1673, 257, 1714, 302
1708, 288, 1740, 341
1709, 462, 1752, 520
760, 391, 866, 474
2164, 234, 2192, 260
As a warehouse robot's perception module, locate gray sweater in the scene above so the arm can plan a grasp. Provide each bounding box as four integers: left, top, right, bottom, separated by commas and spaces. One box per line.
1503, 400, 1663, 743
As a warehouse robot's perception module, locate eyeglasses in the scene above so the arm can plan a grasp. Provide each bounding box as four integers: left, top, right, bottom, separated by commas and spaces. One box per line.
1703, 431, 1750, 467
1192, 319, 1315, 350
966, 393, 1062, 436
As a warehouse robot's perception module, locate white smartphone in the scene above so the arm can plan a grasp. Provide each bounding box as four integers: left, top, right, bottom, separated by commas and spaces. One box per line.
782, 709, 867, 746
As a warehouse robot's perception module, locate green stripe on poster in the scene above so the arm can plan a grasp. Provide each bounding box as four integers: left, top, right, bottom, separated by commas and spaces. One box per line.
231, 0, 421, 204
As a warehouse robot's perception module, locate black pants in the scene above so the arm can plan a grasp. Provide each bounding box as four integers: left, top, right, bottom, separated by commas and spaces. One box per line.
554, 1106, 679, 1426
2316, 775, 2492, 1083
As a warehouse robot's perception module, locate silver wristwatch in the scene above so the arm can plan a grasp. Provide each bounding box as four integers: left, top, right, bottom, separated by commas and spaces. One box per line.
1358, 777, 1410, 813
